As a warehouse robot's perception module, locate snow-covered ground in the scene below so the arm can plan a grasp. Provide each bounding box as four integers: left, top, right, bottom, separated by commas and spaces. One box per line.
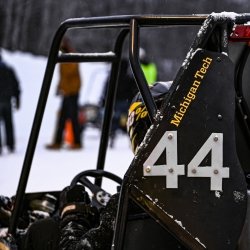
0, 50, 134, 197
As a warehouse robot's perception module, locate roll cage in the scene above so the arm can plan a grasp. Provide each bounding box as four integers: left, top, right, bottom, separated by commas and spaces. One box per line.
8, 12, 250, 249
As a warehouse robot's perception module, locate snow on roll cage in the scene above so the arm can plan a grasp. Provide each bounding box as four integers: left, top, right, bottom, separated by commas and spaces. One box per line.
7, 12, 250, 249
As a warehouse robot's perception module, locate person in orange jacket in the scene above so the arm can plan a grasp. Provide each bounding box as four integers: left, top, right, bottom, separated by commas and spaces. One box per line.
46, 38, 82, 150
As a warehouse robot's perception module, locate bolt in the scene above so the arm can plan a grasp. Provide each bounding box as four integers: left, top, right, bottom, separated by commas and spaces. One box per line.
145, 166, 151, 173
168, 133, 173, 140
214, 135, 219, 142
214, 169, 219, 174
218, 114, 223, 120
168, 168, 174, 173
217, 57, 221, 62
192, 169, 197, 174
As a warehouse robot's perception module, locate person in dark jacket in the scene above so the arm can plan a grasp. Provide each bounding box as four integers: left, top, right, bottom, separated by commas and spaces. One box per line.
101, 58, 137, 147
0, 55, 21, 154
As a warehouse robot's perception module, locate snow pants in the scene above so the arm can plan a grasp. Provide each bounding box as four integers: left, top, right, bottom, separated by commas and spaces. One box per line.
0, 101, 15, 151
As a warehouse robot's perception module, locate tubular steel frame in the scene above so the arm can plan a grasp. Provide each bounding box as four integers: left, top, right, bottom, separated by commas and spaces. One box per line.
8, 14, 250, 247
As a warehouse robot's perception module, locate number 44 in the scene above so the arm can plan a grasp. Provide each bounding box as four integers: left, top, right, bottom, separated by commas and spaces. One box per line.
143, 131, 229, 191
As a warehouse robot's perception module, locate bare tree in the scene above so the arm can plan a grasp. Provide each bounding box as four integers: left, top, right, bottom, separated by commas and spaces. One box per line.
0, 0, 248, 78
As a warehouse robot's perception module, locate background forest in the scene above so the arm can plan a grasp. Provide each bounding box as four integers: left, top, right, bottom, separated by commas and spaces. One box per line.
0, 0, 249, 79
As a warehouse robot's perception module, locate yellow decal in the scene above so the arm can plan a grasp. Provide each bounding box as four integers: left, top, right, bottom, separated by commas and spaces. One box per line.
170, 57, 213, 127
129, 102, 142, 114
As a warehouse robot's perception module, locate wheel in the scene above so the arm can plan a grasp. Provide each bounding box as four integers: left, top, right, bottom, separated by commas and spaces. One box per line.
70, 169, 122, 209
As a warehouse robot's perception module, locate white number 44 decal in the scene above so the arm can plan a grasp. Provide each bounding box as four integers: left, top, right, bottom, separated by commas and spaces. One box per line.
143, 131, 229, 191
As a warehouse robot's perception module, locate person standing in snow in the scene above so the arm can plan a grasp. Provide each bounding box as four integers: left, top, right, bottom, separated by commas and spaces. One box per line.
0, 54, 21, 154
101, 58, 137, 147
139, 48, 158, 86
46, 38, 82, 150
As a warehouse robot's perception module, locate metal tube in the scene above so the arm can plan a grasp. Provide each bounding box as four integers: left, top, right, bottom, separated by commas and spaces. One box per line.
95, 29, 129, 187
57, 52, 116, 63
129, 19, 157, 122
8, 26, 66, 236
7, 14, 212, 235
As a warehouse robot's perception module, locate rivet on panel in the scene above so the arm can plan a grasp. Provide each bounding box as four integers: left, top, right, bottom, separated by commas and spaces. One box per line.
168, 168, 174, 173
217, 114, 223, 120
213, 135, 219, 142
145, 166, 151, 173
168, 133, 173, 140
214, 169, 219, 175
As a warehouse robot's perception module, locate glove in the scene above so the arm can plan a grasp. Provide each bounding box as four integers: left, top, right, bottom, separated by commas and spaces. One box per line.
59, 185, 90, 212
77, 193, 120, 250
59, 185, 99, 229
59, 184, 97, 219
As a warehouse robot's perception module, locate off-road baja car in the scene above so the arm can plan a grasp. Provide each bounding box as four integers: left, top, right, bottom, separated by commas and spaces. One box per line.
1, 12, 250, 250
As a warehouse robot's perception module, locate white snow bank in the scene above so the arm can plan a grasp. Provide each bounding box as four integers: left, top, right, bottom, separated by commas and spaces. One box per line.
0, 50, 133, 196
